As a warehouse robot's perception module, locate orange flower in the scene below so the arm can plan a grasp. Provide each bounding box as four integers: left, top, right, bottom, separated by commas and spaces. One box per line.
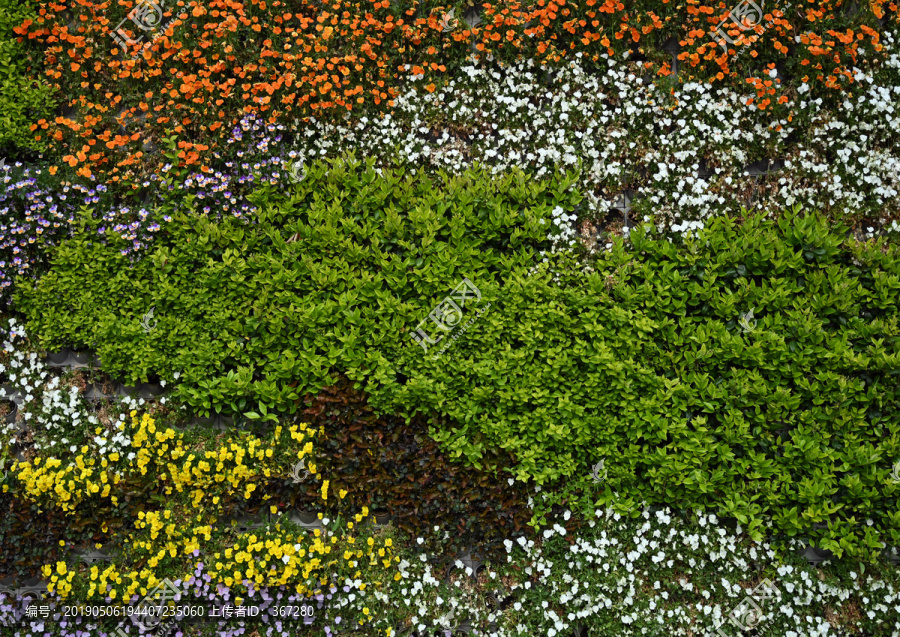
870, 0, 885, 19
12, 0, 873, 184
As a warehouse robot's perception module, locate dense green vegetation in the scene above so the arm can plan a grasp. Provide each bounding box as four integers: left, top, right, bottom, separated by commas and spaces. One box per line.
15, 157, 582, 413
0, 0, 55, 155
15, 160, 900, 560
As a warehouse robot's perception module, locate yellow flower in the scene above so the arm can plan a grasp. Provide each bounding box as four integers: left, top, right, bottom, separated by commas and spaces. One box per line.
339, 489, 348, 499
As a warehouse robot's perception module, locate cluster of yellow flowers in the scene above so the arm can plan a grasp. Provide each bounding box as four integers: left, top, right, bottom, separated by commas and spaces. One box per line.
22, 410, 402, 610
15, 447, 122, 511
204, 508, 399, 596
15, 412, 313, 511
43, 559, 149, 602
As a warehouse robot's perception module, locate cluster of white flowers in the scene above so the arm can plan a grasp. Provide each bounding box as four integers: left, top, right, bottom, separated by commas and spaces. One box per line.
0, 319, 165, 458
287, 39, 900, 245
296, 505, 900, 637
546, 206, 578, 253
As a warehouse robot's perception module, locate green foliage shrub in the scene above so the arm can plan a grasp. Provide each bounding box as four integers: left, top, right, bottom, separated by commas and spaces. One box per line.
14, 156, 582, 416
0, 0, 56, 155
372, 212, 900, 560
15, 159, 900, 560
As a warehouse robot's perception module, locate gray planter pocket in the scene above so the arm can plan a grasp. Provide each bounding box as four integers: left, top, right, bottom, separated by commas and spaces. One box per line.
143, 383, 165, 397
70, 351, 91, 366
289, 510, 323, 529
46, 349, 70, 365
800, 543, 835, 566
2, 399, 17, 425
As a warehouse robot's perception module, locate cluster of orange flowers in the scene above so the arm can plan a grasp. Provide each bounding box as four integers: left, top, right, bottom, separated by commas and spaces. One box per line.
17, 0, 447, 180
13, 0, 894, 182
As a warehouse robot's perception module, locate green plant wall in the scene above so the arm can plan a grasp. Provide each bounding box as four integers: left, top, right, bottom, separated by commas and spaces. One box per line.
14, 157, 581, 415
371, 212, 900, 560
14, 161, 900, 560
0, 0, 56, 156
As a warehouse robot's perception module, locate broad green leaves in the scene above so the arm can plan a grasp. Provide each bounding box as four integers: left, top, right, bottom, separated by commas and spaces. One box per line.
15, 156, 578, 421
375, 212, 900, 560
14, 165, 900, 561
